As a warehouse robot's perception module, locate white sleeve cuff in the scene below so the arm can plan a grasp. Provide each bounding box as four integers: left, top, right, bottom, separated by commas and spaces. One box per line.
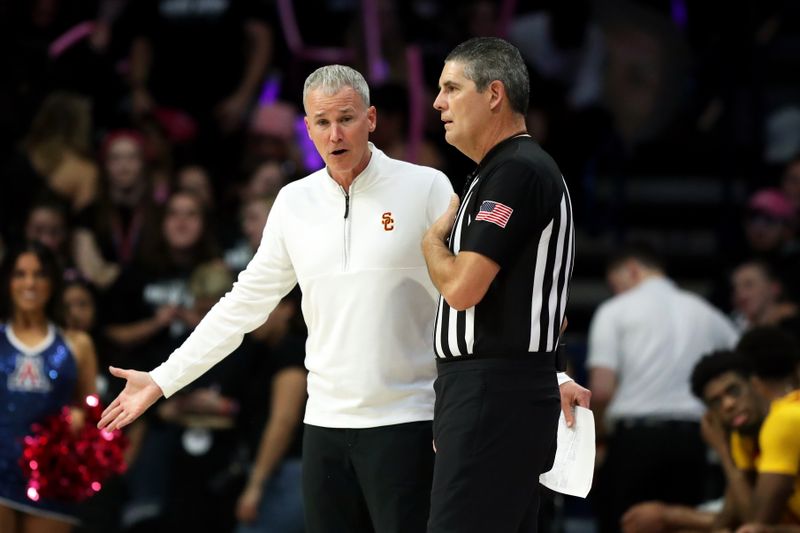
149, 365, 177, 398
556, 372, 573, 386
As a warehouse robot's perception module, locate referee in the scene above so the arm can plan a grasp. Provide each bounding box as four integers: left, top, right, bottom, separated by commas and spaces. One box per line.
423, 37, 591, 533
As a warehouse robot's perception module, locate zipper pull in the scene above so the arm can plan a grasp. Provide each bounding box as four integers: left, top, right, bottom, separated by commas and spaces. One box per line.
344, 193, 350, 219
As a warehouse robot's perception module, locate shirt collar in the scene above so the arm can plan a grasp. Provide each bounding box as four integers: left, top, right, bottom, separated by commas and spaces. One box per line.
477, 132, 530, 170
321, 142, 383, 194
639, 276, 674, 291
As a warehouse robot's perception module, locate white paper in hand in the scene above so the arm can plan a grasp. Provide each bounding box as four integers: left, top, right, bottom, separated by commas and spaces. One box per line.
539, 405, 595, 498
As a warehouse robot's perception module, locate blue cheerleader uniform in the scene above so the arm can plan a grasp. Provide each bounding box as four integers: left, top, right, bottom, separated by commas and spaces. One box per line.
0, 323, 79, 524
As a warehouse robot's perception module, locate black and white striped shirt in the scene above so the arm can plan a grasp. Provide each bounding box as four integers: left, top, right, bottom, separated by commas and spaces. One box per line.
434, 135, 575, 359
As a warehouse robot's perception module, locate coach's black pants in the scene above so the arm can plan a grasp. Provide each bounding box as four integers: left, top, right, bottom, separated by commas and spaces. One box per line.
302, 421, 435, 533
428, 356, 561, 533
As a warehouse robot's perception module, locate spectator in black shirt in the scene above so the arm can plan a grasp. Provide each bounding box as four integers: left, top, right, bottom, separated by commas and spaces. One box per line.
126, 0, 273, 179
102, 190, 219, 373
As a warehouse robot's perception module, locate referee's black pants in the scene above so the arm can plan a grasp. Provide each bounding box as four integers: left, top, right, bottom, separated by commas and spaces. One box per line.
428, 356, 561, 533
302, 421, 434, 533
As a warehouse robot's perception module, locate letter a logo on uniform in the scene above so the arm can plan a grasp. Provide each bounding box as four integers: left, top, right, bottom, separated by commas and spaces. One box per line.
8, 355, 51, 393
382, 212, 394, 231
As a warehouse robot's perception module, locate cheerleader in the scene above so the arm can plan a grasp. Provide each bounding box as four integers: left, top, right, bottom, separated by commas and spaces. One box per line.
0, 243, 97, 533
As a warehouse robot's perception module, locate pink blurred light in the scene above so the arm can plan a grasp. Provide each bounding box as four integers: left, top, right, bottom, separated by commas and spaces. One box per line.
27, 487, 40, 501
48, 21, 94, 59
91, 481, 102, 492
29, 460, 38, 470
86, 395, 100, 407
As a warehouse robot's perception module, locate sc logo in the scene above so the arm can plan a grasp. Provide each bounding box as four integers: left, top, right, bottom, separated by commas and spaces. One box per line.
382, 212, 394, 231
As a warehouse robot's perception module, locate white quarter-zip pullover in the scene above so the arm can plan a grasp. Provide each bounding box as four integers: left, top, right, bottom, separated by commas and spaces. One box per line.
150, 145, 454, 428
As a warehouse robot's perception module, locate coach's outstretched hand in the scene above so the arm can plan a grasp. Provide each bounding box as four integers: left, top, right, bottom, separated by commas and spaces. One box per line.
97, 366, 164, 431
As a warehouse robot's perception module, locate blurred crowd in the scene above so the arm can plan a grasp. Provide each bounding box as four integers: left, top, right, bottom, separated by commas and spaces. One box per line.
1, 0, 800, 532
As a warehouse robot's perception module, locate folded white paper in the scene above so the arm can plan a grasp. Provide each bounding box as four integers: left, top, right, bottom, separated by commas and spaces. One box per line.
539, 406, 596, 498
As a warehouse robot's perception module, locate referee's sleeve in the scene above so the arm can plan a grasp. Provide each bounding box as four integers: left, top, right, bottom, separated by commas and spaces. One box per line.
459, 160, 559, 268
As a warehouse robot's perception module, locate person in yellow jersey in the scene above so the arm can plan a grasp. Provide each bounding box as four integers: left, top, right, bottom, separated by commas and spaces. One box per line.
734, 326, 800, 530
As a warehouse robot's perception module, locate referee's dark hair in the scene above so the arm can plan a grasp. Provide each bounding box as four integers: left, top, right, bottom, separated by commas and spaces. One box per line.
737, 326, 800, 381
606, 242, 665, 272
690, 350, 749, 401
445, 37, 530, 116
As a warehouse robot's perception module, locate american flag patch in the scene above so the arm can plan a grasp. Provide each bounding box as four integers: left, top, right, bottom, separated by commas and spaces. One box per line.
475, 200, 513, 228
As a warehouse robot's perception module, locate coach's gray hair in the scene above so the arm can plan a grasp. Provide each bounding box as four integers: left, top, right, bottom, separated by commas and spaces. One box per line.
302, 65, 370, 112
445, 37, 529, 116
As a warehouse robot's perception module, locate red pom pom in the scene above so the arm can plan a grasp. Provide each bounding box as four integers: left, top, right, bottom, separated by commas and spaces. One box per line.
19, 395, 129, 503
